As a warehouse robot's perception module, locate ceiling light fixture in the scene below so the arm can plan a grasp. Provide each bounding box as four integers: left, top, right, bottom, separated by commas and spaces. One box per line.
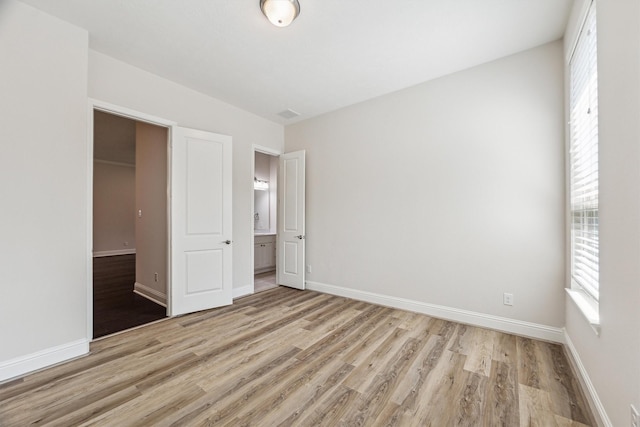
260, 0, 300, 27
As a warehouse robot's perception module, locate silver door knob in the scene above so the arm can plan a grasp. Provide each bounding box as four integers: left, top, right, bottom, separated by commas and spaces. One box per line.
222, 240, 232, 245
295, 235, 304, 239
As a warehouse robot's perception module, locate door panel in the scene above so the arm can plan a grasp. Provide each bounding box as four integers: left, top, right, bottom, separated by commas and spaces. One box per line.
278, 150, 305, 289
284, 242, 298, 274
284, 159, 299, 231
185, 250, 223, 293
186, 139, 223, 234
171, 127, 232, 315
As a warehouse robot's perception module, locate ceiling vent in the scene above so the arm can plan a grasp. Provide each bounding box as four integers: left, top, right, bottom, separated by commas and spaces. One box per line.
277, 109, 300, 119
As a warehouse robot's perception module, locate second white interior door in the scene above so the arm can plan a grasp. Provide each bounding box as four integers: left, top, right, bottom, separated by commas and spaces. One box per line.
277, 150, 306, 290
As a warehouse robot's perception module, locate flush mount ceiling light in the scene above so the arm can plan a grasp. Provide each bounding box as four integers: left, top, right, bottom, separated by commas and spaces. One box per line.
260, 0, 300, 27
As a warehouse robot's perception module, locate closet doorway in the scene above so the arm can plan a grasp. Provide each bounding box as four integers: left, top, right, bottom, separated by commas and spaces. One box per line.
253, 150, 279, 293
92, 110, 168, 338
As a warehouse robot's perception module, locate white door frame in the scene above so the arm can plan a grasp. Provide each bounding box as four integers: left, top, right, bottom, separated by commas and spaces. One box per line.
251, 145, 282, 294
87, 99, 176, 341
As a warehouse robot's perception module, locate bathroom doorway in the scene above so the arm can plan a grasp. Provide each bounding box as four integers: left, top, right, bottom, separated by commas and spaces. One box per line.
253, 150, 279, 293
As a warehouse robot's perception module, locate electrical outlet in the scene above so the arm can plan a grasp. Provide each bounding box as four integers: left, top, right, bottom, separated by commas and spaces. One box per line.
631, 404, 639, 427
503, 293, 514, 306
123, 241, 129, 247
154, 272, 159, 282
306, 265, 312, 274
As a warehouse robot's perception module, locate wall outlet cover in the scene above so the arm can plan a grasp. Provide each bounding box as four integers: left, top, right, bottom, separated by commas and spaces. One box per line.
503, 293, 514, 306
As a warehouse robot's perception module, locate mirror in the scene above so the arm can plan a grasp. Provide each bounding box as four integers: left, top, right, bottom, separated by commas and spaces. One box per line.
254, 190, 270, 232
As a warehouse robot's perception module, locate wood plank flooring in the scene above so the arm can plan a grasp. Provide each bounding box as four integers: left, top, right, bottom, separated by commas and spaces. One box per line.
0, 287, 596, 426
255, 271, 278, 294
93, 255, 166, 338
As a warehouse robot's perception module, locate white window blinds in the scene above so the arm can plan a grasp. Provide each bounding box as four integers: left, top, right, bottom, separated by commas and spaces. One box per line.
569, 2, 599, 301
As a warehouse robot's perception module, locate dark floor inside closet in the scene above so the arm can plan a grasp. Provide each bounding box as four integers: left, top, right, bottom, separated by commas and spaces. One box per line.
93, 254, 166, 338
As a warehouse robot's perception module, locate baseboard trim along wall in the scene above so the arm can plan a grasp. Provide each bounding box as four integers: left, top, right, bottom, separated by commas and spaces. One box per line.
93, 249, 136, 257
0, 339, 89, 382
563, 330, 612, 427
233, 284, 254, 300
134, 282, 167, 307
306, 280, 565, 343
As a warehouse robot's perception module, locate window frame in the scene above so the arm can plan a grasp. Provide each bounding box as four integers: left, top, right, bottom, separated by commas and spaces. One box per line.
566, 0, 600, 332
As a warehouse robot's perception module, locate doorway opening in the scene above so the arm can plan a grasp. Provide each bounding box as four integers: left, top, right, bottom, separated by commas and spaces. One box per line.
253, 150, 279, 294
92, 110, 168, 338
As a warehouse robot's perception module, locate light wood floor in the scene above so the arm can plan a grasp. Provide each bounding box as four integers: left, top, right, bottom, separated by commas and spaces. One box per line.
0, 287, 595, 426
255, 271, 278, 294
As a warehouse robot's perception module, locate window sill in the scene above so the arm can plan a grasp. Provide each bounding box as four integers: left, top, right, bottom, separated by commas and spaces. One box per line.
566, 288, 600, 335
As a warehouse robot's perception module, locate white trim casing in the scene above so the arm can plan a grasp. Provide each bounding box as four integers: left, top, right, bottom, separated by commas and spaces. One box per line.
306, 281, 565, 343
565, 288, 600, 335
564, 331, 612, 427
90, 99, 178, 127
88, 98, 177, 341
86, 102, 95, 346
0, 339, 89, 383
565, 0, 593, 63
134, 282, 167, 307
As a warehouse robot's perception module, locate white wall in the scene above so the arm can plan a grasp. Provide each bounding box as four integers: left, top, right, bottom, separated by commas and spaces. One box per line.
286, 41, 565, 329
93, 161, 136, 254
88, 51, 284, 291
0, 0, 88, 371
563, 1, 640, 426
135, 122, 168, 303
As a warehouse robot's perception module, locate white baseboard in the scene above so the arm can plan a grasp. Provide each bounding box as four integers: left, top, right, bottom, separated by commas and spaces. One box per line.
306, 280, 565, 343
233, 284, 254, 299
93, 249, 136, 257
0, 339, 89, 382
134, 282, 167, 307
564, 330, 611, 427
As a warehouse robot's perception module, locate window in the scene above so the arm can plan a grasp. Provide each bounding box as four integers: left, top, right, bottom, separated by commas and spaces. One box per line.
569, 2, 599, 303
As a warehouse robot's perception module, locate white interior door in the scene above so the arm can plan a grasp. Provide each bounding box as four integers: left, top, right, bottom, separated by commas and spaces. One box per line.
277, 150, 305, 290
170, 127, 232, 315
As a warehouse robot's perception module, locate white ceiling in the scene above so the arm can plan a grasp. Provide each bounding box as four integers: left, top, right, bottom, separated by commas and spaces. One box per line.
19, 0, 573, 125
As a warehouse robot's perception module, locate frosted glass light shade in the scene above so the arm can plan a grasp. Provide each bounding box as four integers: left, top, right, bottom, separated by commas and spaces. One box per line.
260, 0, 300, 27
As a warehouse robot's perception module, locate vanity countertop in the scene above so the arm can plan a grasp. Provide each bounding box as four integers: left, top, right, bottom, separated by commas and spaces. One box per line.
254, 232, 276, 237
